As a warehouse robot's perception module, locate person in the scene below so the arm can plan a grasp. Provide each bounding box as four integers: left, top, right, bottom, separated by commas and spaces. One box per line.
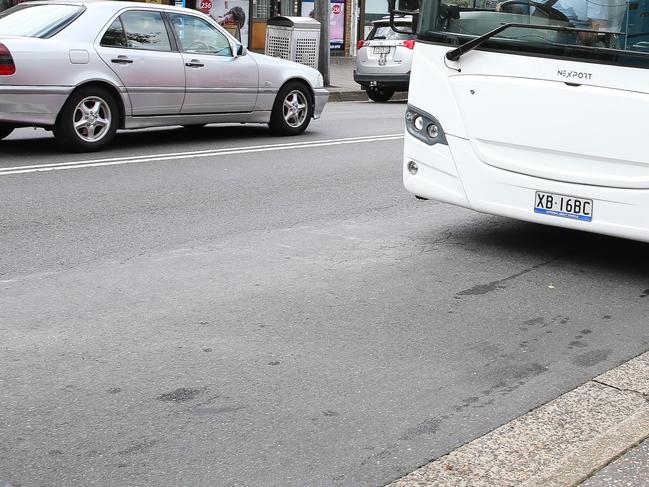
209, 0, 246, 29
218, 6, 246, 30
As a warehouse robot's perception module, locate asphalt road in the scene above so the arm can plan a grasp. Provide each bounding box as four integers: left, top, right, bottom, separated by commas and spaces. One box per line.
1, 102, 649, 487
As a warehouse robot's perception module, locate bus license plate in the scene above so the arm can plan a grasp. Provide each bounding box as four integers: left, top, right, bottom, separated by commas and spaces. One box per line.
534, 191, 593, 222
373, 46, 390, 54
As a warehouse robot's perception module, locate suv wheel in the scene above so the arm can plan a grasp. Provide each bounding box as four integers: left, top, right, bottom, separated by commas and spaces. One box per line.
366, 86, 394, 102
269, 81, 313, 136
0, 123, 14, 140
54, 86, 118, 152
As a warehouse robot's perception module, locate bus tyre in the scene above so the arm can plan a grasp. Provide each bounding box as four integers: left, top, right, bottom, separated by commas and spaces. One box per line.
54, 86, 118, 152
269, 81, 313, 136
0, 124, 14, 140
366, 86, 394, 102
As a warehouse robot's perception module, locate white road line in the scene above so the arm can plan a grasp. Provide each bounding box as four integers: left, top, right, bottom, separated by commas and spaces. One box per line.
0, 133, 404, 176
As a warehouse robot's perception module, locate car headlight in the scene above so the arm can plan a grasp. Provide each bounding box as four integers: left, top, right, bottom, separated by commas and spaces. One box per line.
315, 73, 324, 88
405, 105, 447, 146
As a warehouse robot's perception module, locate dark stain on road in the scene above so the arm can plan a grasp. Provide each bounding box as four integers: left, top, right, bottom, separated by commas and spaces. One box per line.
118, 439, 158, 455
479, 362, 548, 397
399, 417, 441, 441
107, 387, 121, 394
640, 289, 649, 298
519, 317, 545, 331
572, 349, 612, 367
268, 361, 281, 366
323, 410, 339, 417
157, 387, 204, 402
457, 281, 506, 296
569, 340, 588, 349
456, 256, 562, 297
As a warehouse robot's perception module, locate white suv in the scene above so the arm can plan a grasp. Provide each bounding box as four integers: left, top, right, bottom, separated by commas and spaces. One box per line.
354, 17, 414, 102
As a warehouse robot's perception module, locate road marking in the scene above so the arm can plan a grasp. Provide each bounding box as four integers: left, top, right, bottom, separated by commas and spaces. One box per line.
0, 134, 404, 176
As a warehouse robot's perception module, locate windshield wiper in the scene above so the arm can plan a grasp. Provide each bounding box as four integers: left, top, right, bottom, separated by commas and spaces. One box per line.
446, 22, 623, 61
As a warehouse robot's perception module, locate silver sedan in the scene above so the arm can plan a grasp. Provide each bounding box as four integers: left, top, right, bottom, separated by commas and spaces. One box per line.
0, 1, 328, 151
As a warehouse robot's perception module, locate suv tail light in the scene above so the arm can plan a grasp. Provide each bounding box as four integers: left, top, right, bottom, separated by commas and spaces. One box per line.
357, 39, 366, 50
402, 39, 415, 49
0, 43, 15, 75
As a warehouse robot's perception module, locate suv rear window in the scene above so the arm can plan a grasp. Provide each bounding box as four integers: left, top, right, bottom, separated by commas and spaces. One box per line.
367, 25, 413, 41
0, 4, 84, 38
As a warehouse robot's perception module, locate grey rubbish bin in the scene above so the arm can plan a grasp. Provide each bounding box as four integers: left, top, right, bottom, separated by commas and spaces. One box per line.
265, 16, 320, 69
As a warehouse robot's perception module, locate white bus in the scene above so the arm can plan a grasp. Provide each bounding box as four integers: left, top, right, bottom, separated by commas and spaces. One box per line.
391, 0, 649, 243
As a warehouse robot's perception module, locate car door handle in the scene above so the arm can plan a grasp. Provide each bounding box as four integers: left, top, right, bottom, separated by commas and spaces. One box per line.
111, 56, 133, 64
185, 60, 204, 68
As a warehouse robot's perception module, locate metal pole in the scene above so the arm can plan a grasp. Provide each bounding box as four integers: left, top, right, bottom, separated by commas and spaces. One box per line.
315, 0, 330, 85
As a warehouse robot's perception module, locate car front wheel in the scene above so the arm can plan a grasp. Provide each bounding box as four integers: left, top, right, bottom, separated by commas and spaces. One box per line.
366, 86, 394, 102
269, 82, 313, 136
54, 86, 118, 152
0, 123, 14, 140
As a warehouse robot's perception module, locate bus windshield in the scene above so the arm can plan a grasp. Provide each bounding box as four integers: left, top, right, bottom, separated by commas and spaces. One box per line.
418, 0, 649, 67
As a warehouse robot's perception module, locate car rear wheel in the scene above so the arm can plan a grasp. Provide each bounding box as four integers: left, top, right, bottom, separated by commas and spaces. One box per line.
0, 124, 14, 140
366, 86, 394, 102
54, 86, 118, 152
269, 82, 313, 136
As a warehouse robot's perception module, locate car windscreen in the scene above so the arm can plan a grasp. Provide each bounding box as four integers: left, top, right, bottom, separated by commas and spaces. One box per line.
0, 4, 84, 38
417, 0, 649, 68
368, 25, 414, 40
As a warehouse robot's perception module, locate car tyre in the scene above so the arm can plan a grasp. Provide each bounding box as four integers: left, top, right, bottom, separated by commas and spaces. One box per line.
269, 81, 313, 136
54, 86, 118, 152
366, 86, 394, 102
0, 123, 14, 140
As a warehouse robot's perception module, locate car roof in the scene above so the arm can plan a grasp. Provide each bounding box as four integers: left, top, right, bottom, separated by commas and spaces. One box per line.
21, 0, 201, 14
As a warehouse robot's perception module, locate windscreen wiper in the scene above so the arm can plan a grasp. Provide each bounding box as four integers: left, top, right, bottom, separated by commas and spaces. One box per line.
446, 22, 622, 61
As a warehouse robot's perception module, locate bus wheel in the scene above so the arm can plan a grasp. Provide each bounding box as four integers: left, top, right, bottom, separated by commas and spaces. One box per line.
366, 86, 394, 102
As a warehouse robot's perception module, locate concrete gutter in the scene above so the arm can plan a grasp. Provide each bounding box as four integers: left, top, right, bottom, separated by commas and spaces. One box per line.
387, 352, 649, 487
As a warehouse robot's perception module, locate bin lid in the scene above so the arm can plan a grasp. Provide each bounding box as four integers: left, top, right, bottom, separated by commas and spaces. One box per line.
266, 16, 321, 29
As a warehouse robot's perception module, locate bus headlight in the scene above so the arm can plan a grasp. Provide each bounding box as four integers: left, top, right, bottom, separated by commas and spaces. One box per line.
405, 105, 447, 146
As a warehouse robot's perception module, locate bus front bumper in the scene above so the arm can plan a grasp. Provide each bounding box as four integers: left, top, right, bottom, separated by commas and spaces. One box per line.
403, 133, 649, 244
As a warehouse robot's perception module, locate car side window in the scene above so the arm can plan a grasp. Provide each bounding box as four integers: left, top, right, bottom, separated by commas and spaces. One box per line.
100, 18, 127, 47
119, 10, 172, 52
168, 13, 232, 57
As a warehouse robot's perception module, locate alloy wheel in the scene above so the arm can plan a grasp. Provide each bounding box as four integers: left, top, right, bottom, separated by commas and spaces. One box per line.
73, 96, 112, 143
282, 90, 308, 128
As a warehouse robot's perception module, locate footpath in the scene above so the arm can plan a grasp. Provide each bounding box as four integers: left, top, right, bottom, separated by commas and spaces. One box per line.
388, 351, 649, 487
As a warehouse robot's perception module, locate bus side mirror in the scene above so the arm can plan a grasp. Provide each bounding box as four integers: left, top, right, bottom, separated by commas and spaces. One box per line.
388, 0, 420, 35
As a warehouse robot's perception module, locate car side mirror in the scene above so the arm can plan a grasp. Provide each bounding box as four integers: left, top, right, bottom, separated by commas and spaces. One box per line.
237, 44, 247, 56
